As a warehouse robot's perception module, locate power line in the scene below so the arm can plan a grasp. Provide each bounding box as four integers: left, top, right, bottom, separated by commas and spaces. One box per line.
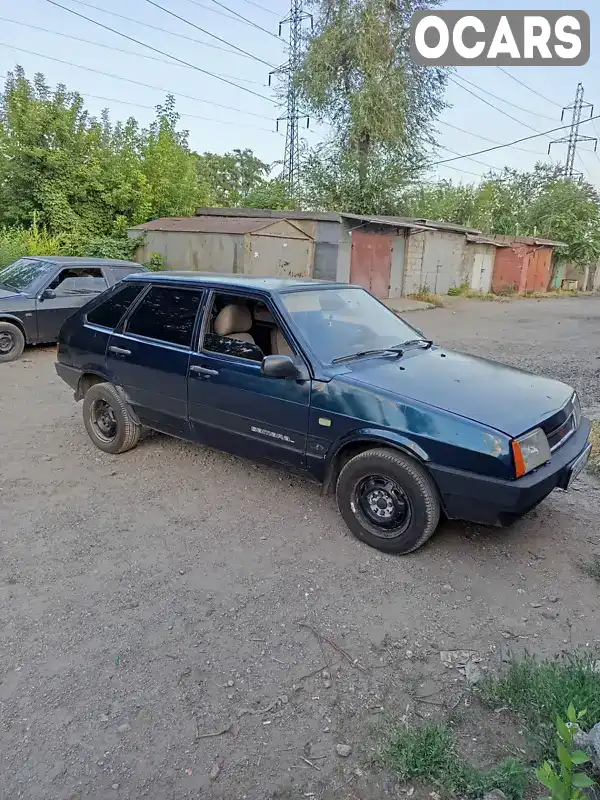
0, 43, 273, 119
142, 0, 276, 68
0, 16, 265, 85
453, 73, 557, 121
0, 73, 279, 132
448, 76, 545, 136
62, 0, 259, 61
439, 145, 501, 171
185, 0, 283, 40
240, 0, 280, 15
46, 0, 277, 102
496, 67, 563, 109
428, 113, 600, 168
439, 119, 547, 156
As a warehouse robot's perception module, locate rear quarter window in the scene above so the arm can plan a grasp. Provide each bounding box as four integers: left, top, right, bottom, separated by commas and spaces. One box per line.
86, 284, 145, 330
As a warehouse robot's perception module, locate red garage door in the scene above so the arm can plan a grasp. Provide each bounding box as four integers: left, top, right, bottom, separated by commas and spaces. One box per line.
349, 231, 392, 298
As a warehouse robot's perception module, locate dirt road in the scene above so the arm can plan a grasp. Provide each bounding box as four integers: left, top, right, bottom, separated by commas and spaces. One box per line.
1, 296, 599, 800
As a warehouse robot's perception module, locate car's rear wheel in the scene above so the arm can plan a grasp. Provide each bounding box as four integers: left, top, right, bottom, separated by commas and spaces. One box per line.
0, 321, 25, 363
336, 447, 440, 554
82, 382, 141, 454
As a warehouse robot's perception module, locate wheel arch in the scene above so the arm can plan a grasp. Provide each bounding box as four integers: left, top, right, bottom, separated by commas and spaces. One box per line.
77, 372, 141, 425
322, 430, 430, 495
0, 314, 27, 341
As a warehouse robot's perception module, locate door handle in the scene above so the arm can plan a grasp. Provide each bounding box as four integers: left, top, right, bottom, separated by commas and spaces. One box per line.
108, 345, 131, 356
190, 365, 219, 376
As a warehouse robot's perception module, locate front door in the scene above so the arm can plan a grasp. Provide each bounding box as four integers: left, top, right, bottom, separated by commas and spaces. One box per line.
106, 284, 205, 437
36, 267, 109, 342
349, 231, 392, 298
187, 291, 311, 469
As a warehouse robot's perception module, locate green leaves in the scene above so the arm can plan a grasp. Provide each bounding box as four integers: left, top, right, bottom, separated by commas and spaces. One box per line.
535, 707, 596, 800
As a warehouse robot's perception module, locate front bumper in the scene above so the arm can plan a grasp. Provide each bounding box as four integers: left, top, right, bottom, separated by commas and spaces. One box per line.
429, 418, 592, 527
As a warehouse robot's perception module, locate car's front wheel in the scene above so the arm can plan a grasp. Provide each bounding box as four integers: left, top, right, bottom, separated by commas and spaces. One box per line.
336, 447, 440, 554
82, 382, 141, 454
0, 321, 25, 363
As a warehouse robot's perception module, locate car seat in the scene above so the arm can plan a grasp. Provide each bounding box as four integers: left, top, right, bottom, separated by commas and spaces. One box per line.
214, 304, 256, 344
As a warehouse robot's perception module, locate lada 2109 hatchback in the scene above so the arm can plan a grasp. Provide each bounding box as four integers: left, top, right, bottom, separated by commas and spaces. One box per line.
55, 273, 592, 554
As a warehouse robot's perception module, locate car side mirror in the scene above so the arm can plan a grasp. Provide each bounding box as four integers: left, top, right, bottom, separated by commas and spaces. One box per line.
261, 355, 299, 380
39, 288, 56, 301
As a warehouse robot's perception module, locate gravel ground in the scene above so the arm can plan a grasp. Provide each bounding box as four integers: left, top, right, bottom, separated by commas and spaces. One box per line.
1, 296, 600, 800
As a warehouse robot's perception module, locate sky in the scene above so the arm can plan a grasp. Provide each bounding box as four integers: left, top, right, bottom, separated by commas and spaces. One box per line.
1, 0, 599, 186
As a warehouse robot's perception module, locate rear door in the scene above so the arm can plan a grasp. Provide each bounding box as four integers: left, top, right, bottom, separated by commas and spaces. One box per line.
36, 267, 109, 342
106, 284, 205, 437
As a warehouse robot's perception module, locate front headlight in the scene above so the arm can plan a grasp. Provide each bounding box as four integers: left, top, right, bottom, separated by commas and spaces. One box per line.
512, 427, 551, 478
572, 392, 581, 430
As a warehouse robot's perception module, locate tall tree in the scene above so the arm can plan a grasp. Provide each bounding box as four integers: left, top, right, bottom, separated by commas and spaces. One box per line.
296, 0, 447, 211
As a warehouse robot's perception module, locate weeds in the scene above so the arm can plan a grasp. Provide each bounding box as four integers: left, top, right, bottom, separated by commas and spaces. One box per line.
408, 286, 445, 307
478, 653, 600, 758
536, 705, 596, 800
587, 420, 600, 477
385, 723, 527, 799
578, 555, 600, 584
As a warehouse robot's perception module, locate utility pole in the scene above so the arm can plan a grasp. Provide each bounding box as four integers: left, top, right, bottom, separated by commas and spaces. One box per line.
548, 83, 597, 179
269, 0, 312, 196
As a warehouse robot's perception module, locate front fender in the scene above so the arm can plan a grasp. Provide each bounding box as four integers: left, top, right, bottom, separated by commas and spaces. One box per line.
322, 427, 430, 494
0, 312, 31, 341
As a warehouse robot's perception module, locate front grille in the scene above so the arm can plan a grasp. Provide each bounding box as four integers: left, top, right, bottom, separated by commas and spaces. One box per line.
544, 394, 580, 453
547, 413, 575, 452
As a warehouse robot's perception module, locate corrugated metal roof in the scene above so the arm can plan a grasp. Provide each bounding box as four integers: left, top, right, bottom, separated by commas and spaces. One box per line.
340, 212, 434, 231
130, 216, 275, 234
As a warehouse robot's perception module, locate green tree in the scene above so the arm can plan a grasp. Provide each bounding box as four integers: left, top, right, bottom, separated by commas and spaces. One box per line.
197, 148, 271, 206
297, 0, 447, 211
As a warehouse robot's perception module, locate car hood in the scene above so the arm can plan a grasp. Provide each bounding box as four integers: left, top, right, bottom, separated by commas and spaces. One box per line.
342, 347, 572, 437
0, 287, 24, 300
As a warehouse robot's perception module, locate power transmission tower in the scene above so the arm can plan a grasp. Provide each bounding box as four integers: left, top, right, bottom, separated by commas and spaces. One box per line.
548, 82, 597, 179
269, 0, 312, 195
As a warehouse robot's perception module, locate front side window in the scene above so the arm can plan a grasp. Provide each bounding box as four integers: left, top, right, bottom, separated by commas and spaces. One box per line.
86, 284, 144, 330
280, 287, 421, 364
125, 286, 203, 348
202, 293, 286, 363
49, 268, 108, 296
0, 258, 54, 293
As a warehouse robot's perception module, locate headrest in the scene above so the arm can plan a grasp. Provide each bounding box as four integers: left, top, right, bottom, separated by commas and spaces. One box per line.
214, 304, 253, 336
254, 306, 275, 323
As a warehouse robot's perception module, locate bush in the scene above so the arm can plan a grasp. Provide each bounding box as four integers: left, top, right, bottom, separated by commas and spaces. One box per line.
0, 224, 64, 267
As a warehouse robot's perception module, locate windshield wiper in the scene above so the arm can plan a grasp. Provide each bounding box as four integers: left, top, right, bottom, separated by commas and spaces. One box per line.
0, 281, 17, 291
401, 338, 433, 349
332, 347, 404, 364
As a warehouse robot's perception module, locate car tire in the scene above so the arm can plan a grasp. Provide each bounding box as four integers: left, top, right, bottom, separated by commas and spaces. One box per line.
336, 447, 440, 554
0, 321, 25, 363
82, 382, 141, 454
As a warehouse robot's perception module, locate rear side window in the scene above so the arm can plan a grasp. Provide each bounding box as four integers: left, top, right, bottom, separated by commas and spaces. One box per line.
86, 284, 144, 330
125, 286, 204, 348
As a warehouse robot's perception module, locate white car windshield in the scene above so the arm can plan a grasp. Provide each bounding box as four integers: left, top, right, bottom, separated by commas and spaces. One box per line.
0, 258, 54, 292
280, 287, 424, 364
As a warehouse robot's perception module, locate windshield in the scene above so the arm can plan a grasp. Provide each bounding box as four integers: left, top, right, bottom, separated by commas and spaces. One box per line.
281, 287, 423, 365
0, 258, 53, 293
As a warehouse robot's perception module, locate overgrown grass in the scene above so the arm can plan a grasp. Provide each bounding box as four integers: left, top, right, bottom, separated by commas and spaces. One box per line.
478, 653, 600, 758
588, 420, 600, 477
0, 223, 64, 267
385, 723, 527, 799
579, 555, 600, 584
408, 287, 445, 307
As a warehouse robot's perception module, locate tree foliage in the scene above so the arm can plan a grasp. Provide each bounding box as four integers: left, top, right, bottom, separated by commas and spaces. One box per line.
297, 0, 447, 211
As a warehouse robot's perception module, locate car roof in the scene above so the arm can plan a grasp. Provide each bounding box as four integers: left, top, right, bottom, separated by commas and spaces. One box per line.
23, 256, 142, 267
121, 271, 346, 293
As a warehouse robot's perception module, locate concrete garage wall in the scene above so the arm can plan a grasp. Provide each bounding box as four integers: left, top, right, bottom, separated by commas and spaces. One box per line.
402, 230, 468, 294
133, 230, 243, 272
314, 220, 344, 282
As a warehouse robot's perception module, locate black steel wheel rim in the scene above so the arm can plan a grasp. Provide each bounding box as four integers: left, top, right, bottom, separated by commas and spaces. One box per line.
353, 474, 412, 538
90, 399, 118, 442
0, 330, 15, 354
